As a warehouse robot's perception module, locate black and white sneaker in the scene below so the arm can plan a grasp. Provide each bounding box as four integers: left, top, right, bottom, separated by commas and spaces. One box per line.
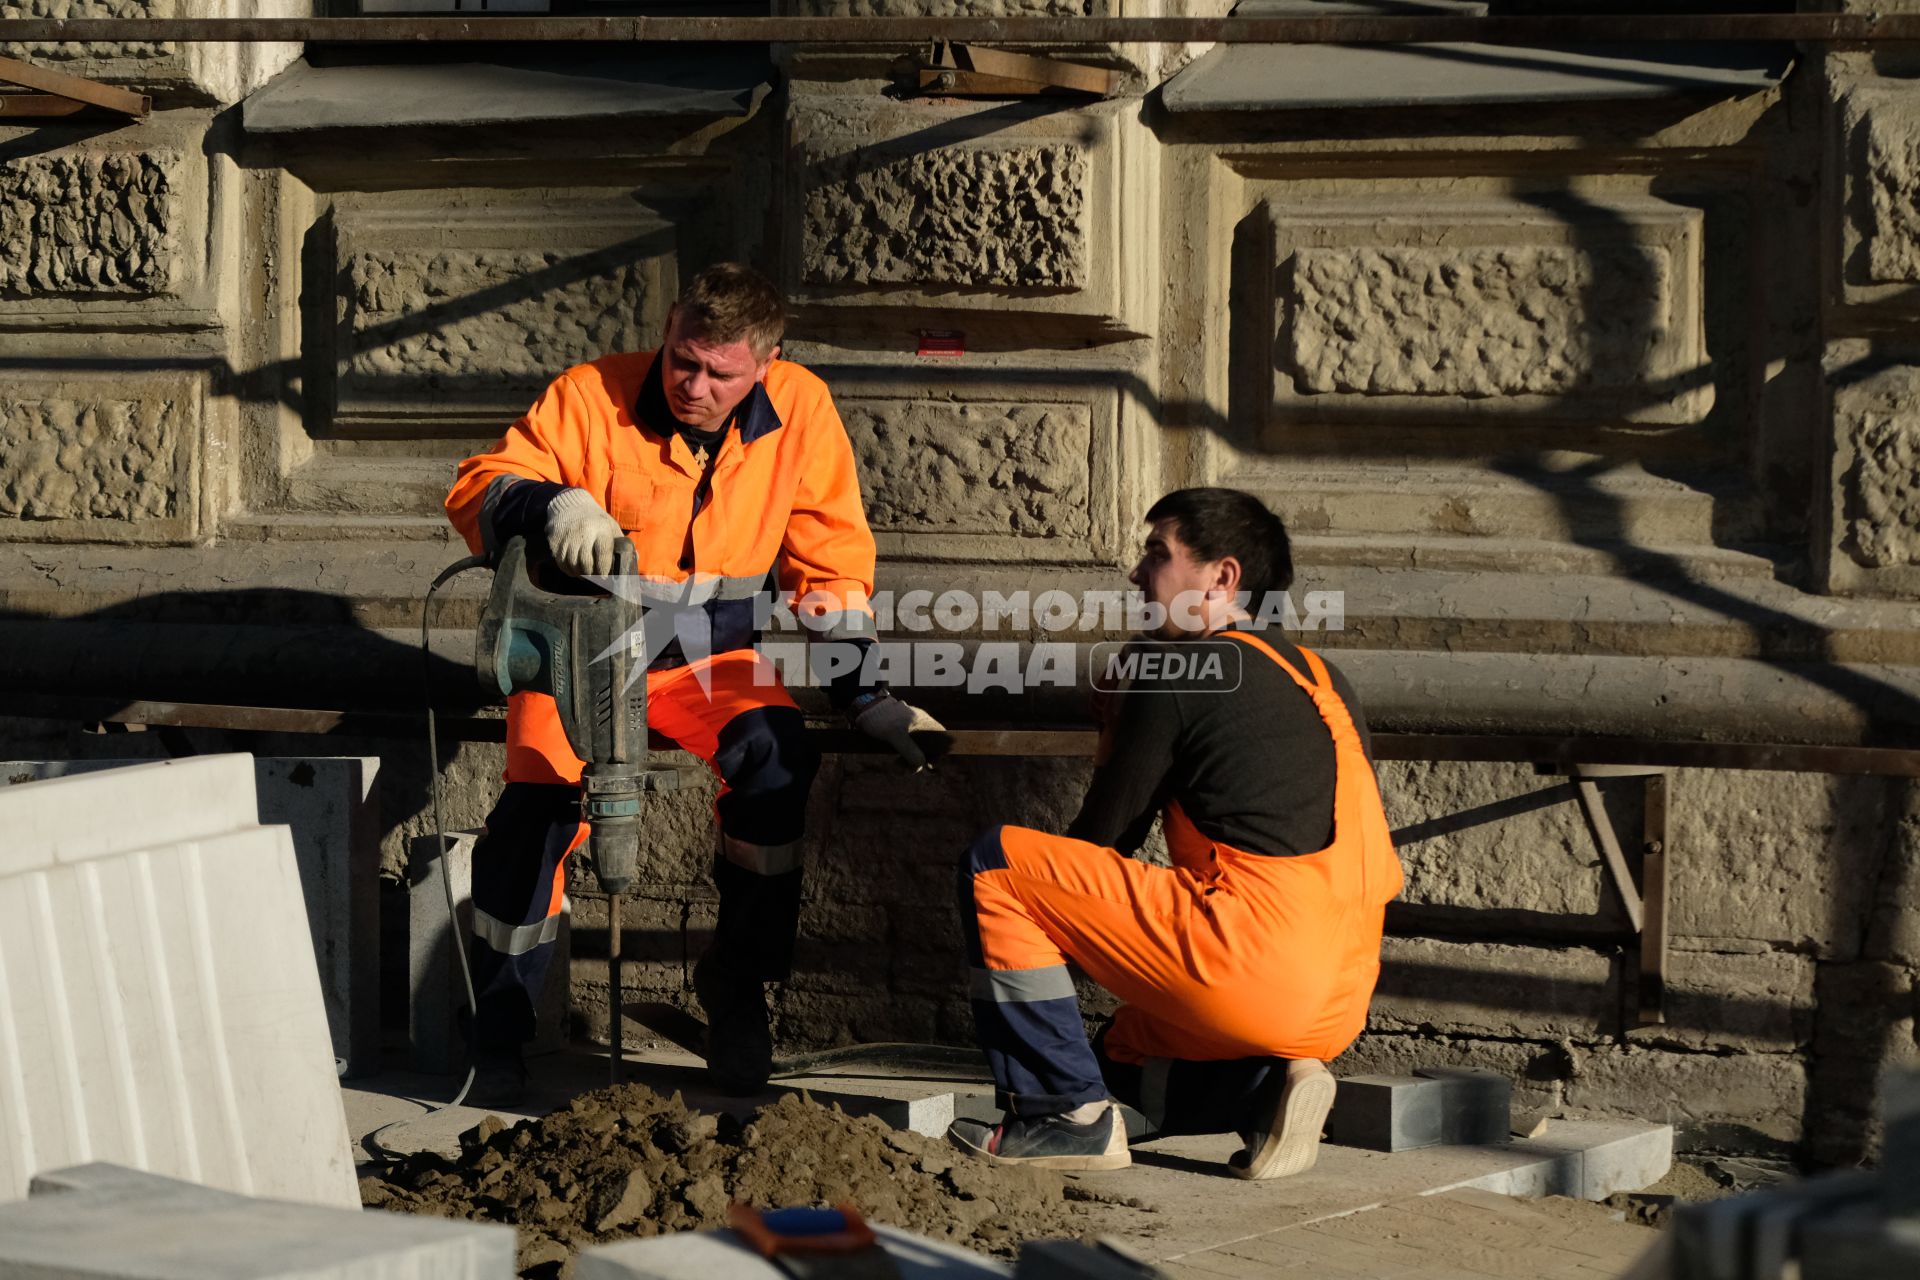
1230, 1058, 1336, 1180
947, 1103, 1131, 1171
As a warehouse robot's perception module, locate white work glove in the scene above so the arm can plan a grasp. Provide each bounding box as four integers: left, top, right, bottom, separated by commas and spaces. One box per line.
544, 487, 625, 578
852, 693, 949, 772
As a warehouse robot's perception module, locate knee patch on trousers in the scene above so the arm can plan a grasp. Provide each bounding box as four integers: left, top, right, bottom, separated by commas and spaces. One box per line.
713, 706, 819, 846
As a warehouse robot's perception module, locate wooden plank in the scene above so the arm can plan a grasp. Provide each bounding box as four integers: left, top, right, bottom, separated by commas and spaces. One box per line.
1574, 771, 1644, 932
0, 53, 148, 116
938, 41, 1114, 95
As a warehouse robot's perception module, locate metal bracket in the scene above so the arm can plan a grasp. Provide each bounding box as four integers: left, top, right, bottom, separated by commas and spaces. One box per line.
0, 53, 150, 120
908, 41, 1115, 97
1566, 764, 1670, 1027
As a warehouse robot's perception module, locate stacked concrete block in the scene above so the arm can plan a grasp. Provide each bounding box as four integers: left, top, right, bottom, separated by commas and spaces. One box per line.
1325, 1067, 1511, 1152
0, 1163, 512, 1280
410, 829, 569, 1071
0, 756, 384, 1077
0, 756, 358, 1207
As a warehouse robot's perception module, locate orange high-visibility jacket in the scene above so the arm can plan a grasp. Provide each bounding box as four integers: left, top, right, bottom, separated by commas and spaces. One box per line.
446, 350, 878, 784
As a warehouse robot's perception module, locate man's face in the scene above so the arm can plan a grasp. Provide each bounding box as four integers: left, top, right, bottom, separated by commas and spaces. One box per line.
659, 306, 776, 431
1128, 518, 1229, 640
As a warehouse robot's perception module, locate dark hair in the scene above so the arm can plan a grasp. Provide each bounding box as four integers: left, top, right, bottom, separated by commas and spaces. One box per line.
1143, 488, 1295, 601
675, 262, 786, 359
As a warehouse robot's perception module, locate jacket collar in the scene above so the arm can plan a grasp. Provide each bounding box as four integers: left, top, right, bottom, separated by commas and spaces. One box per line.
636, 349, 787, 446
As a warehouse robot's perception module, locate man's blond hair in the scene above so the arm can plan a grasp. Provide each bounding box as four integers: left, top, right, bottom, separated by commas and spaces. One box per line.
675, 262, 787, 360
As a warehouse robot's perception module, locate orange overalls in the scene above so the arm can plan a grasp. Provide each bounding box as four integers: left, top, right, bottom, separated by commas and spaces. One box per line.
444, 350, 878, 1046
960, 633, 1402, 1117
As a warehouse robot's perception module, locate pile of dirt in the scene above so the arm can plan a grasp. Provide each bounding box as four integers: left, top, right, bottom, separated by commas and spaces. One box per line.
360, 1084, 1151, 1277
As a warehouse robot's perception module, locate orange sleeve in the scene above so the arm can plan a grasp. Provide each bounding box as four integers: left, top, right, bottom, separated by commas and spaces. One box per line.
445, 372, 587, 555
778, 381, 878, 641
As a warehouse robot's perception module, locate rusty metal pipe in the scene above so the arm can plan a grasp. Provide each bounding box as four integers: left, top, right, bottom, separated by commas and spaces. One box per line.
1, 15, 1918, 45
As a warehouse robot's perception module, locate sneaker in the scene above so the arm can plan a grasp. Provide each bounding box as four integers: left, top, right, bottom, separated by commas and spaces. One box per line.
1230, 1058, 1336, 1180
947, 1103, 1131, 1171
692, 953, 772, 1096
466, 1045, 528, 1110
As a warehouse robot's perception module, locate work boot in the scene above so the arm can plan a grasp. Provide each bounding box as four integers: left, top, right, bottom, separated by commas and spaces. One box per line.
692, 953, 773, 1096
946, 1102, 1131, 1171
1230, 1058, 1336, 1180
466, 1044, 529, 1111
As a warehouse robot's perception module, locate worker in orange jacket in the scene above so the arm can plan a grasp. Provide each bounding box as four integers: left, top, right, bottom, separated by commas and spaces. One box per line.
446, 263, 942, 1101
947, 488, 1402, 1175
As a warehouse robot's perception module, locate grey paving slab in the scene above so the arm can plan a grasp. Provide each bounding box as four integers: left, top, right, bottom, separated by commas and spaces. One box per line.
0, 756, 383, 1076
0, 1162, 512, 1280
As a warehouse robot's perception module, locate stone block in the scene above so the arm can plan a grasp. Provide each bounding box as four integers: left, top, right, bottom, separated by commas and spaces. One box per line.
0, 149, 181, 299
1453, 1118, 1672, 1201
325, 194, 677, 440
1828, 364, 1920, 596
1565, 1045, 1806, 1155
803, 144, 1086, 288
0, 1161, 512, 1279
1267, 196, 1709, 425
1335, 1032, 1569, 1114
0, 376, 199, 540
1670, 769, 1896, 958
0, 0, 299, 102
0, 757, 383, 1078
1378, 761, 1617, 925
1650, 946, 1817, 1054
1371, 936, 1619, 1041
1885, 1069, 1920, 1216
1324, 1069, 1510, 1152
1801, 1204, 1920, 1280
0, 757, 359, 1207
847, 398, 1093, 538
1844, 81, 1920, 286
1866, 785, 1920, 966
410, 830, 570, 1072
1805, 962, 1920, 1167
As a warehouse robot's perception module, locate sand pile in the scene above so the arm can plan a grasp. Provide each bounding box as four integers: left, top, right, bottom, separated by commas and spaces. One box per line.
360, 1084, 1150, 1277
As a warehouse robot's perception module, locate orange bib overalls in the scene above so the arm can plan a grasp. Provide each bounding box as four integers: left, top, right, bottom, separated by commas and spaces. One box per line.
960, 633, 1403, 1116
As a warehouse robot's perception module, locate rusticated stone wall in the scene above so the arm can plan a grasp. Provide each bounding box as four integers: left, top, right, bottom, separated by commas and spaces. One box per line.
845, 400, 1093, 539
0, 152, 180, 298
0, 0, 173, 65
0, 387, 187, 525
803, 145, 1088, 288
2, 0, 1918, 1175
1286, 245, 1671, 398
338, 250, 656, 405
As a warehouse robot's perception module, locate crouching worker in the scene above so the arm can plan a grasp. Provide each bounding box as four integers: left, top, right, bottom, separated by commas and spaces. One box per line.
948, 488, 1402, 1176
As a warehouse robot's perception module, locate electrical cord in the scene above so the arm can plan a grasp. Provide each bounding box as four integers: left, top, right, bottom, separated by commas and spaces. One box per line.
361, 553, 490, 1166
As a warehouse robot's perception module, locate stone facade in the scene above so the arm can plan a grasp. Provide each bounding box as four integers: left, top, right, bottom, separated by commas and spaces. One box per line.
1287, 244, 1672, 398
3, 5, 1920, 1171
803, 145, 1088, 288
0, 378, 196, 540
846, 399, 1093, 538
0, 151, 180, 299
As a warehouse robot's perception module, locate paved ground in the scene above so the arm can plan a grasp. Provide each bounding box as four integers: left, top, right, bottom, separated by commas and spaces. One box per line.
1158, 1187, 1659, 1279
342, 1045, 1666, 1278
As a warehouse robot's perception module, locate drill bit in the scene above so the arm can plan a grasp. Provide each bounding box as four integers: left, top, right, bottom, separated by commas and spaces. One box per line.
609, 891, 623, 1085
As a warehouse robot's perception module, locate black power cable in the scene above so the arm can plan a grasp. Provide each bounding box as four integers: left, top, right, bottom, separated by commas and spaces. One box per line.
361, 553, 489, 1165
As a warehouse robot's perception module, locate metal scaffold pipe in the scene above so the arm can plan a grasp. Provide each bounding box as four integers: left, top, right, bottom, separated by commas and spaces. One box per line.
0, 14, 1919, 45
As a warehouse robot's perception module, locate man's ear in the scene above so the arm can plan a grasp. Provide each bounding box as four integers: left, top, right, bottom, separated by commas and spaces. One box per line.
1213, 556, 1243, 598
756, 344, 781, 382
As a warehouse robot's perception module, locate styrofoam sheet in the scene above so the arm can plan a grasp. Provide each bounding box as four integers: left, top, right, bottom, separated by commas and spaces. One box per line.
0, 756, 359, 1208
